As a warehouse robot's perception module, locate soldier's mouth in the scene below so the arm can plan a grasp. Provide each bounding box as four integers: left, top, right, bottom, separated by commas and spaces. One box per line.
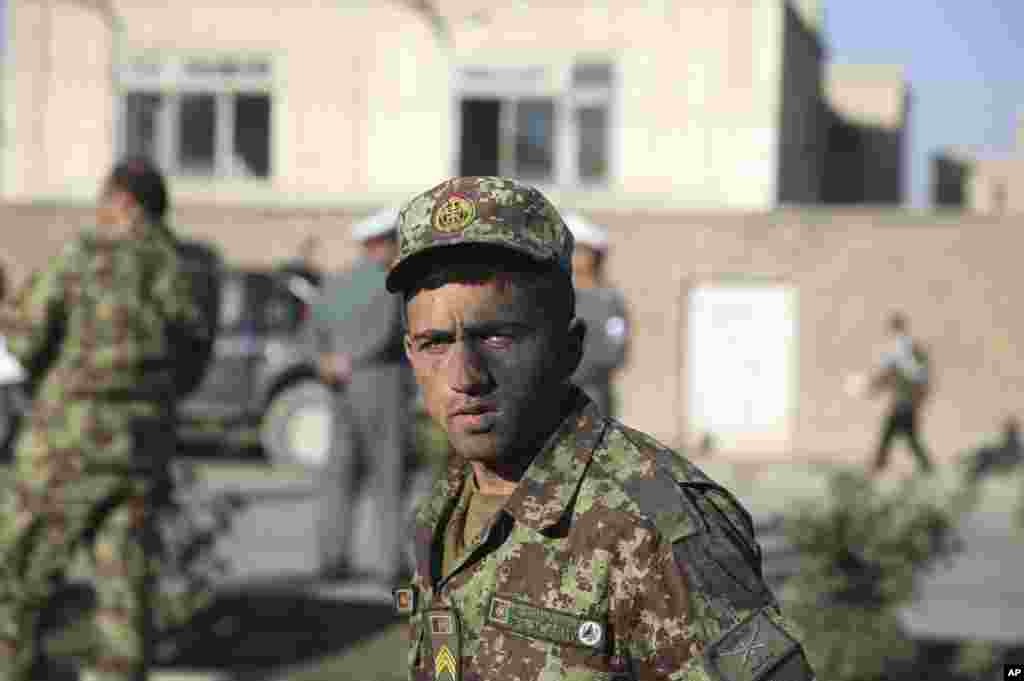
449, 409, 500, 432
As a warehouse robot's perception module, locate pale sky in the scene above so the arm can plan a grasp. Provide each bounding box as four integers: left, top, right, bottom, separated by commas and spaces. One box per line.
823, 0, 1024, 208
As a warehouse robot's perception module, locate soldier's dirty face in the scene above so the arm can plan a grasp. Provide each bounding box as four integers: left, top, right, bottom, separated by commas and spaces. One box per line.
405, 277, 578, 464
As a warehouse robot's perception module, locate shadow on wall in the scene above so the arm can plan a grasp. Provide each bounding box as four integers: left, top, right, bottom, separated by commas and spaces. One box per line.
822, 115, 905, 205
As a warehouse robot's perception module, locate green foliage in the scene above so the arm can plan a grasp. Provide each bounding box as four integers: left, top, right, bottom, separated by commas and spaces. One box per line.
779, 469, 976, 681
951, 639, 1004, 680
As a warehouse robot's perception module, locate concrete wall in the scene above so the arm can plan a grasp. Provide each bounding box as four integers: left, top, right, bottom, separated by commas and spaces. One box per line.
964, 156, 1024, 215
2, 0, 115, 202
3, 203, 1022, 471
633, 0, 783, 209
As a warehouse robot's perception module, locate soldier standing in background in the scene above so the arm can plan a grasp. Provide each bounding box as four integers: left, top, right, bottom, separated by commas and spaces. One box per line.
564, 212, 630, 419
309, 207, 410, 585
279, 234, 325, 291
0, 157, 210, 681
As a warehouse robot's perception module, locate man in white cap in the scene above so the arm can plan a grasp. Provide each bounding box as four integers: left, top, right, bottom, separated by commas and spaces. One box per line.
564, 212, 630, 418
308, 207, 411, 584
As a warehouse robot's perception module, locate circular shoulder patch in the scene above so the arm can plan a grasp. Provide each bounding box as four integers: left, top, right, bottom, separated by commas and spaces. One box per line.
577, 620, 604, 648
433, 194, 477, 233
605, 316, 627, 340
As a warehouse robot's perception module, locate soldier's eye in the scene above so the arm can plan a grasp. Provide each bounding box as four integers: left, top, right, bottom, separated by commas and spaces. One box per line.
482, 335, 513, 349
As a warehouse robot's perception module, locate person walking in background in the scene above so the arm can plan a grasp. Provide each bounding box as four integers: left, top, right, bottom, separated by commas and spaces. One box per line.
564, 212, 630, 419
869, 312, 934, 474
308, 207, 410, 585
0, 157, 211, 681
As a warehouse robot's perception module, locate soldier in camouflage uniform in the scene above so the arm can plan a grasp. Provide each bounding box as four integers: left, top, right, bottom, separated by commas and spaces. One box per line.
0, 157, 209, 681
387, 177, 816, 681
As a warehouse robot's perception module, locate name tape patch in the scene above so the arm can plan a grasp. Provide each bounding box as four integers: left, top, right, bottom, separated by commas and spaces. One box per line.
488, 595, 606, 650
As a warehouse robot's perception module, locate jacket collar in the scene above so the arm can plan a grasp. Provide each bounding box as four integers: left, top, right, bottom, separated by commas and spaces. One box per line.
501, 387, 607, 533
413, 385, 607, 555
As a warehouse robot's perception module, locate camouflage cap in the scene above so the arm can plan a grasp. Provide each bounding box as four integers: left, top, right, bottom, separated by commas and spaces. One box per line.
385, 176, 575, 293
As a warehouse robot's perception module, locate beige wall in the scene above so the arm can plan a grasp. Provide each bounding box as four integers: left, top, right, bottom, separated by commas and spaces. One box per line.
2, 0, 114, 201
4, 202, 1021, 470
112, 1, 451, 203
826, 63, 907, 131
965, 156, 1024, 215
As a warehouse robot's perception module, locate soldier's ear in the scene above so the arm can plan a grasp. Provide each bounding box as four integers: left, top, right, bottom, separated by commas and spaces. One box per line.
403, 333, 416, 364
563, 317, 586, 378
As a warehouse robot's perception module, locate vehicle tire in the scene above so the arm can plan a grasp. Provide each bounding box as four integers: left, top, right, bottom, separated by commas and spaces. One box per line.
260, 380, 333, 468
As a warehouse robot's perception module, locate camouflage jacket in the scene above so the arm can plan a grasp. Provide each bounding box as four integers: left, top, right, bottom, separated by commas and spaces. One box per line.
397, 388, 815, 681
0, 221, 209, 404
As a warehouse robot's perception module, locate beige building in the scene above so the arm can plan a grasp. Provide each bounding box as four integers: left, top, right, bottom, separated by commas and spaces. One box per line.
2, 0, 905, 210
932, 114, 1024, 214
10, 1, 981, 468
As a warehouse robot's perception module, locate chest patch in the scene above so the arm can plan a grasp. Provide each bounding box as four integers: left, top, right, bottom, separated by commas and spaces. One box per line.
487, 595, 605, 651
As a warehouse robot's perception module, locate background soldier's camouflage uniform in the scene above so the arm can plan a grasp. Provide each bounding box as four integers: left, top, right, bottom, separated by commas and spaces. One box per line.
0, 218, 208, 681
387, 177, 816, 681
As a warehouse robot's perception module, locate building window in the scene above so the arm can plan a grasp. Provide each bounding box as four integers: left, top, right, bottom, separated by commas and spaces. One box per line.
576, 106, 608, 182
118, 55, 272, 179
122, 92, 162, 160
456, 61, 614, 186
571, 61, 613, 186
458, 97, 556, 181
179, 94, 217, 175
514, 99, 555, 180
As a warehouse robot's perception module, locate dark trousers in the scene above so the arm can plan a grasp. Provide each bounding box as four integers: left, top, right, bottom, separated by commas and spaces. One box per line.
874, 403, 933, 472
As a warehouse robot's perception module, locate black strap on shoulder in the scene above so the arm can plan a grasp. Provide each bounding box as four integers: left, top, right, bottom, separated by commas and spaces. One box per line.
672, 481, 775, 618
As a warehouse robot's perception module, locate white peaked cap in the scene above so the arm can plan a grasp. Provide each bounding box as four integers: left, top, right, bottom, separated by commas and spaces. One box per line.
350, 206, 401, 242
563, 212, 608, 251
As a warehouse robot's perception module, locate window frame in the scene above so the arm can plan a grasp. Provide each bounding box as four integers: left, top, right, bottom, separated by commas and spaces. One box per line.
115, 51, 275, 181
451, 59, 618, 189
